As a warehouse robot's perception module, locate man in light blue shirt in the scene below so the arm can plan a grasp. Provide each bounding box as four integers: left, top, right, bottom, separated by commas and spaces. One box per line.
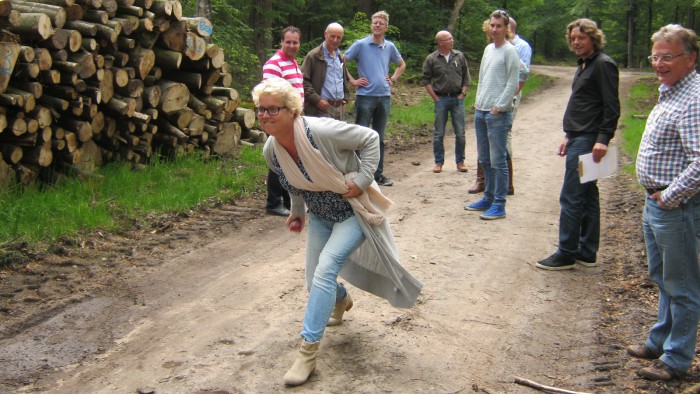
301, 23, 348, 120
344, 10, 406, 186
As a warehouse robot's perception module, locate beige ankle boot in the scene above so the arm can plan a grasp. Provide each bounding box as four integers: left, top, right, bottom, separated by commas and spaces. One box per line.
284, 339, 319, 386
327, 291, 353, 326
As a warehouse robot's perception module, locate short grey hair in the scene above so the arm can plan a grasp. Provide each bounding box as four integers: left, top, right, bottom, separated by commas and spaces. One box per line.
325, 22, 343, 33
251, 77, 302, 117
651, 24, 699, 58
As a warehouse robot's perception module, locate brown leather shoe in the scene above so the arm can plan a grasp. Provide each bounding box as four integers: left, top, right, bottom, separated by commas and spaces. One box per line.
456, 162, 468, 172
433, 164, 442, 173
468, 162, 484, 193
626, 344, 660, 360
637, 360, 683, 381
507, 159, 514, 195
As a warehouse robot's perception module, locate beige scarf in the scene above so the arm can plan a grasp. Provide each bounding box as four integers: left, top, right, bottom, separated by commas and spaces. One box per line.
271, 117, 393, 225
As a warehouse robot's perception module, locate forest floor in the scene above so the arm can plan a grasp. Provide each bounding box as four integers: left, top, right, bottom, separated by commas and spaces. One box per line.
1, 66, 700, 393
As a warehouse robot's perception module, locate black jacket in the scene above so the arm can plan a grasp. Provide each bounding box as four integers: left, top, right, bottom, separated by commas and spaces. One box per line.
563, 51, 620, 145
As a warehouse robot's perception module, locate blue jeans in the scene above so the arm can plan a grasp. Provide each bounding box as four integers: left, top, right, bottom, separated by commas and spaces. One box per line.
643, 193, 700, 372
433, 97, 466, 165
558, 134, 599, 260
355, 95, 391, 179
474, 110, 511, 205
301, 213, 365, 343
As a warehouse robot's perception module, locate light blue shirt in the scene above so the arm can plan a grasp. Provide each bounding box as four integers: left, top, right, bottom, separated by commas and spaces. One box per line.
344, 35, 402, 97
321, 43, 345, 101
512, 35, 532, 69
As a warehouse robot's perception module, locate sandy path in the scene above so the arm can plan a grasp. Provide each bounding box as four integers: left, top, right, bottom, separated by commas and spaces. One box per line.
5, 66, 638, 393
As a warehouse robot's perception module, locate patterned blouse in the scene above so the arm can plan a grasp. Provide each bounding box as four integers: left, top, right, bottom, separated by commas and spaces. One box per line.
272, 121, 354, 222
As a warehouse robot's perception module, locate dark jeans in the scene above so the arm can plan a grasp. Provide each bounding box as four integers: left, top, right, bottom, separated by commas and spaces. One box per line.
558, 134, 599, 260
355, 95, 391, 179
266, 170, 290, 210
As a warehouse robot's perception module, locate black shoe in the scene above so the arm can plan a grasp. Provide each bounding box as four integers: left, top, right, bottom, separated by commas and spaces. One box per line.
575, 253, 597, 267
375, 175, 394, 186
266, 205, 290, 216
536, 252, 575, 270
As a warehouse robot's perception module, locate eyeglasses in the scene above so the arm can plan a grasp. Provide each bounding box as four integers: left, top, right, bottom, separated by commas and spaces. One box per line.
256, 106, 286, 116
647, 53, 686, 64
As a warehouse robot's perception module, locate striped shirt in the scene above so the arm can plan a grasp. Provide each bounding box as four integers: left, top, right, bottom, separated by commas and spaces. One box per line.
263, 49, 304, 99
636, 71, 700, 208
474, 42, 520, 112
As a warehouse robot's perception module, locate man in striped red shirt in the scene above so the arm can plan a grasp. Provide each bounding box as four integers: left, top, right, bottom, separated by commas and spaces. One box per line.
264, 26, 304, 100
262, 26, 304, 216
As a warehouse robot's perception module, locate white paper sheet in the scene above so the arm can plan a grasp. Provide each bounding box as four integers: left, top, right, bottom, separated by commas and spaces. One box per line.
578, 145, 618, 183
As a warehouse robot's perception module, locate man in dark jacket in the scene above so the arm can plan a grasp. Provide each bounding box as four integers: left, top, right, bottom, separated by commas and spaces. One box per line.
301, 23, 349, 120
421, 30, 470, 174
536, 18, 620, 270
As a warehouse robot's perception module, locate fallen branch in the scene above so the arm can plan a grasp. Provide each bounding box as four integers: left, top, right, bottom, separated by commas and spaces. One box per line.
513, 376, 592, 394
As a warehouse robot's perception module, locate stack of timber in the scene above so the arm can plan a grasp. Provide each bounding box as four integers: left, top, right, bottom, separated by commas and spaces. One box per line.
0, 0, 242, 186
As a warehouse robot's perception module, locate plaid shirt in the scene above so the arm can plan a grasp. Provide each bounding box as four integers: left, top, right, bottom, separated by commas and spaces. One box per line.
636, 71, 700, 208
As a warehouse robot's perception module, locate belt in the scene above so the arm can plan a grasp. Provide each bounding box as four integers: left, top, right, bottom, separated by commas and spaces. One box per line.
326, 100, 344, 107
646, 186, 668, 194
436, 91, 461, 97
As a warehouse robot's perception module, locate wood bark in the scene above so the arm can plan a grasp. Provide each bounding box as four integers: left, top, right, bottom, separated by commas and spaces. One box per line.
0, 0, 238, 183
0, 42, 20, 93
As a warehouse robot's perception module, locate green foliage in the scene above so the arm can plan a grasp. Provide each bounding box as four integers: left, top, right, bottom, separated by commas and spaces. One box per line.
180, 0, 261, 95
620, 77, 659, 172
0, 149, 268, 244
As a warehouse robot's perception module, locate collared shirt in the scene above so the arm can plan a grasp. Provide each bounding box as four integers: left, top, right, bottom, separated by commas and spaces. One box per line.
636, 71, 700, 208
420, 49, 470, 95
562, 51, 619, 144
263, 49, 304, 99
344, 35, 402, 97
512, 35, 532, 69
320, 43, 345, 101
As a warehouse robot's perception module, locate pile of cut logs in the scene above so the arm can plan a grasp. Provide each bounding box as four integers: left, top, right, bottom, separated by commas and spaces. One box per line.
0, 0, 252, 186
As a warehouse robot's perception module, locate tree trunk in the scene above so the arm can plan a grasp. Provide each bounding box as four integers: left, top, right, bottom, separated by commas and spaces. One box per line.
157, 80, 189, 114
251, 0, 272, 65
626, 0, 636, 68
447, 0, 465, 34
0, 42, 20, 93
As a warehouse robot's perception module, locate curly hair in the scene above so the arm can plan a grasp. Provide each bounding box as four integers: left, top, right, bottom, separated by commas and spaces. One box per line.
251, 77, 303, 117
566, 19, 606, 51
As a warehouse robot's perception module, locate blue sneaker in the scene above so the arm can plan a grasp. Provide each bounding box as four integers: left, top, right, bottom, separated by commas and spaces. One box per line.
464, 197, 492, 211
480, 204, 506, 220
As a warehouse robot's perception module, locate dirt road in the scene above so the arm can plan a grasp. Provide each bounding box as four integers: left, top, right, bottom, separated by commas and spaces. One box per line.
1, 66, 654, 393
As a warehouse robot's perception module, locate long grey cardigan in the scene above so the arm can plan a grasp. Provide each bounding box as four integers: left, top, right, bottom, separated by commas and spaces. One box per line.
263, 116, 422, 308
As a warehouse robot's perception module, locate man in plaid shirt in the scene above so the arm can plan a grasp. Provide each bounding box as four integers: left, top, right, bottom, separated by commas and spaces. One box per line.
628, 24, 700, 381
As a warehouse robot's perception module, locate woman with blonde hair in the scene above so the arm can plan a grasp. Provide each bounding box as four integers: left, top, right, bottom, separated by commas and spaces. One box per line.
252, 77, 422, 386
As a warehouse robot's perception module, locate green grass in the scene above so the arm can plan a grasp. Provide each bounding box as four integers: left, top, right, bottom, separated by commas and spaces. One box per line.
387, 73, 546, 130
0, 147, 268, 246
0, 71, 591, 250
620, 77, 659, 168
521, 73, 545, 97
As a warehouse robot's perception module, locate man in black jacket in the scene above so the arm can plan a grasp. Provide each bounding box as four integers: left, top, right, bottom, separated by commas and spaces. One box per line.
536, 18, 620, 270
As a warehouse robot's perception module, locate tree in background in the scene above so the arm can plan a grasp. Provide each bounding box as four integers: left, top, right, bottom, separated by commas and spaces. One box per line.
181, 0, 698, 97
